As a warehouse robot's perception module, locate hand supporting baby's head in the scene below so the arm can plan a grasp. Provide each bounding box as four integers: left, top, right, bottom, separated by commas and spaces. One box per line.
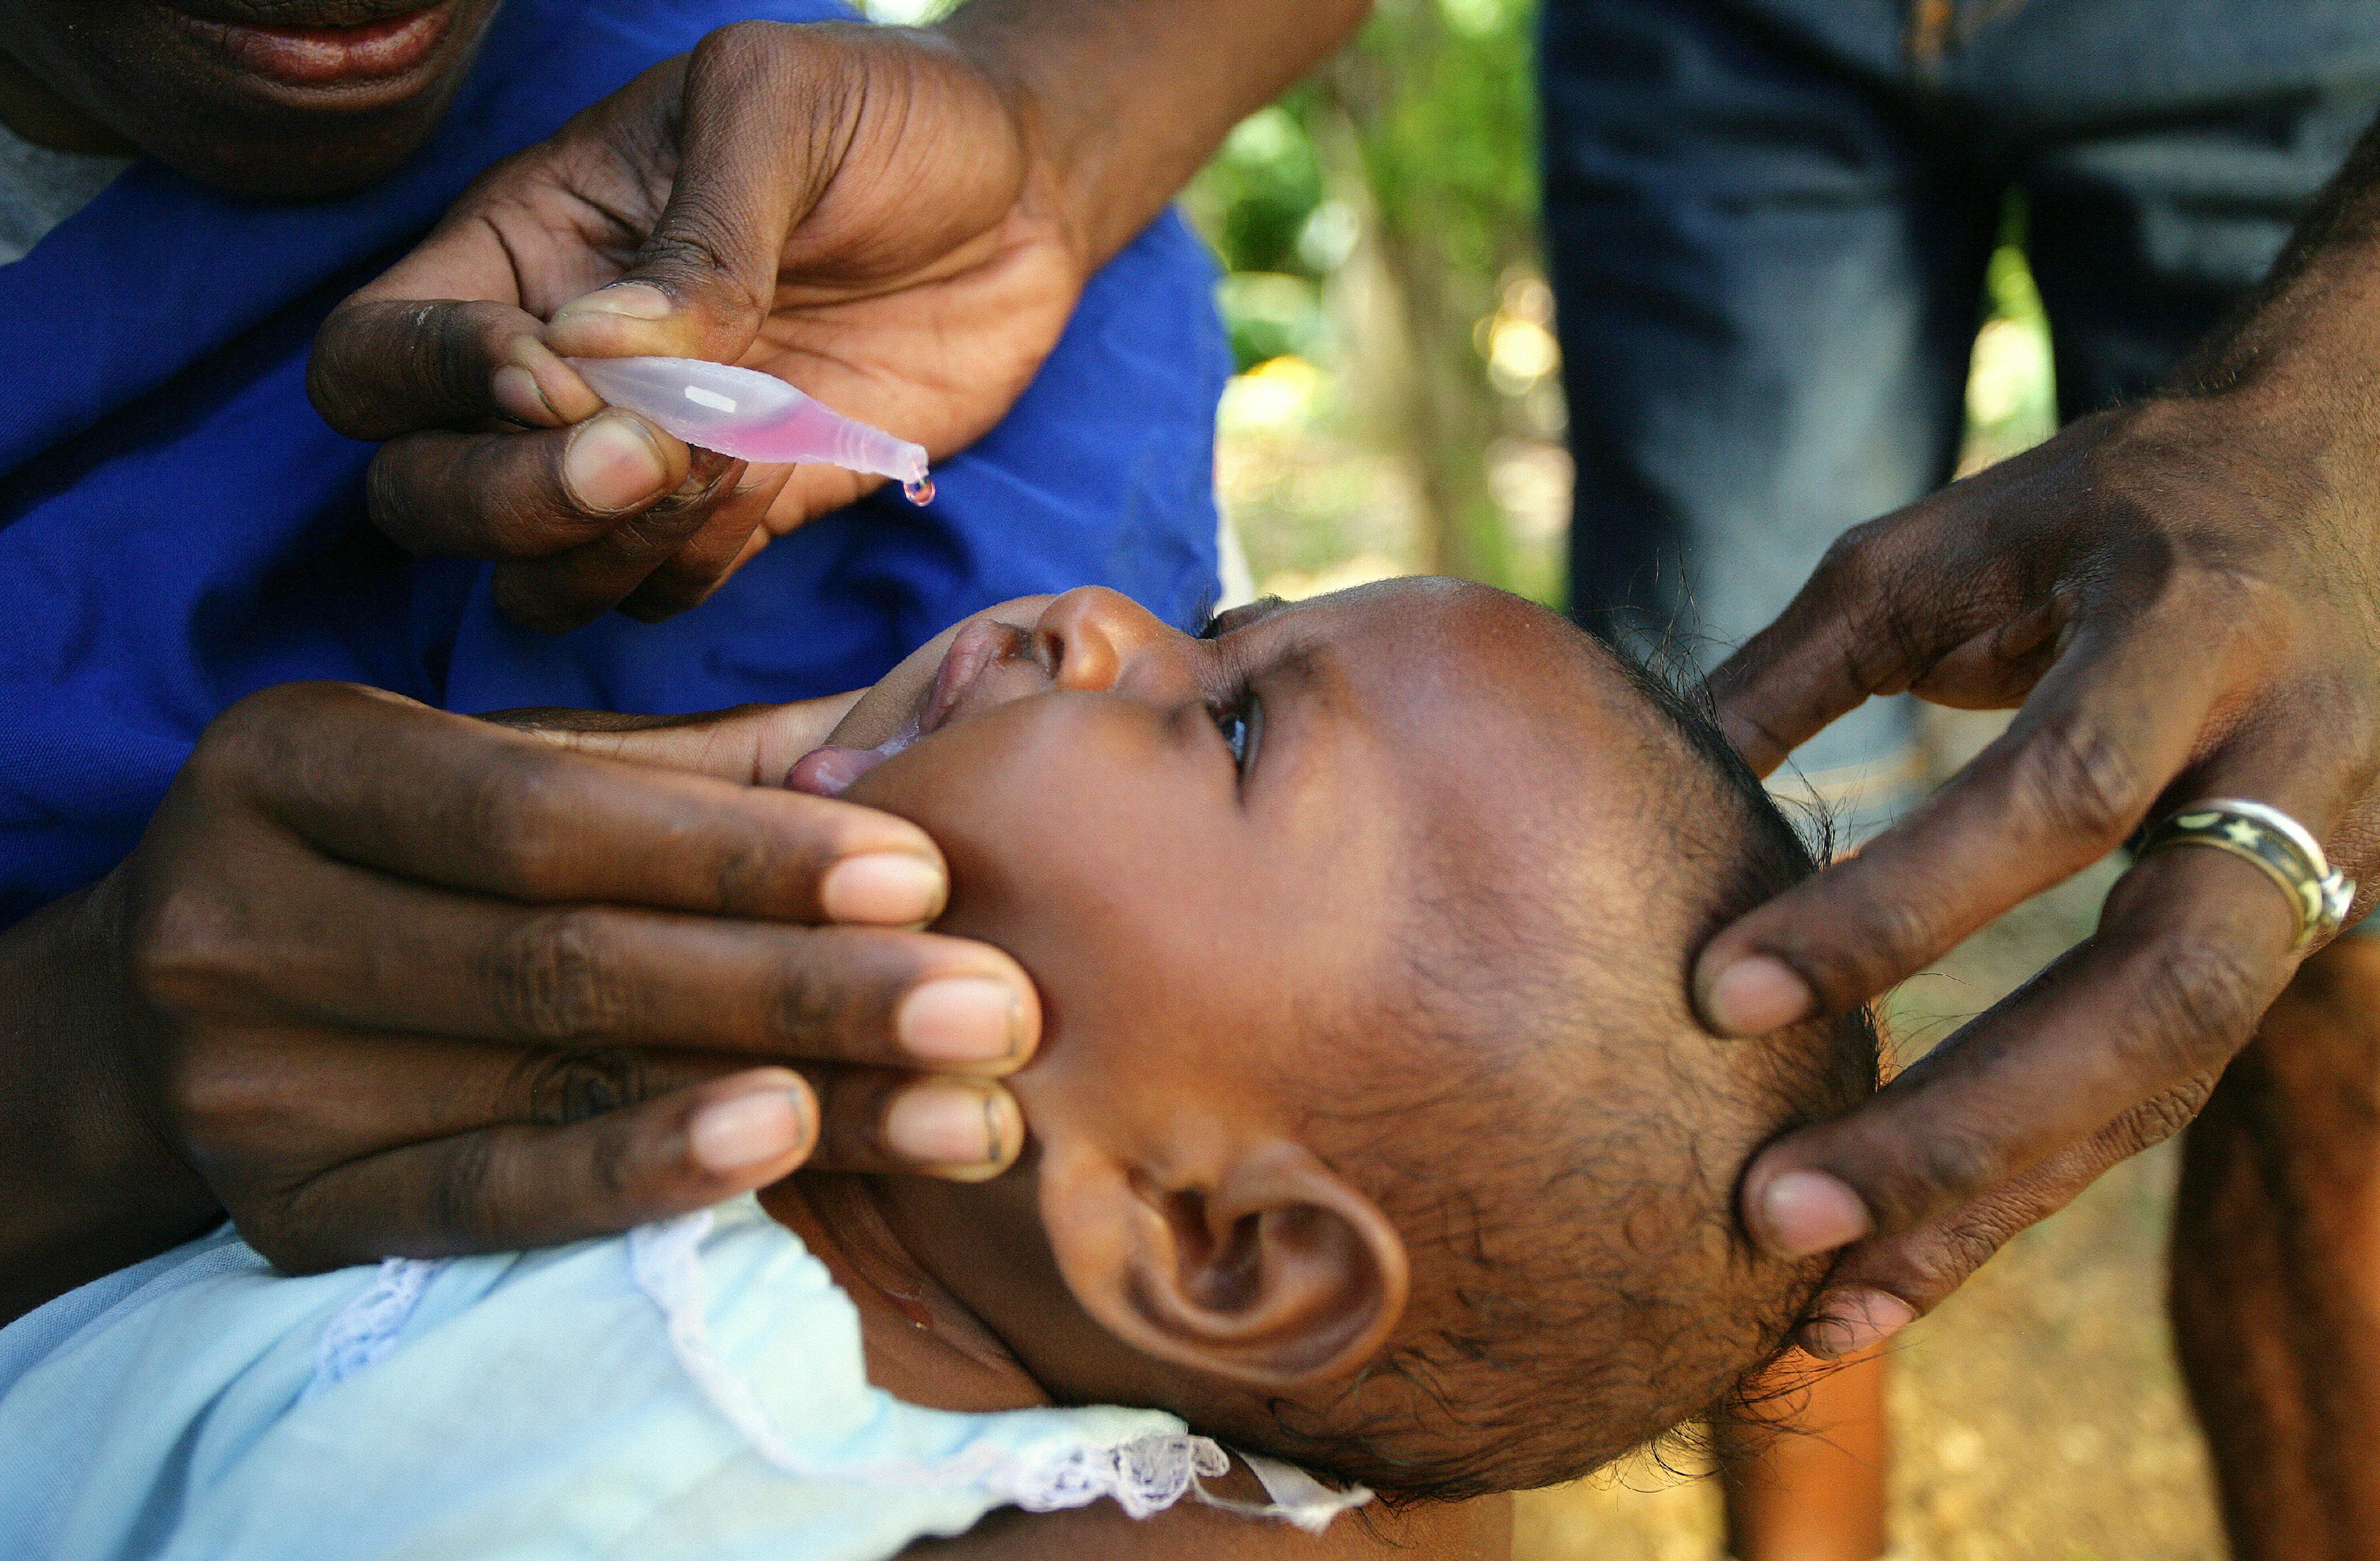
813, 578, 1876, 1497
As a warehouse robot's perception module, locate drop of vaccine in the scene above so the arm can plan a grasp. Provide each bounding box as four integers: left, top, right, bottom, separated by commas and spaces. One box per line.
902, 476, 936, 506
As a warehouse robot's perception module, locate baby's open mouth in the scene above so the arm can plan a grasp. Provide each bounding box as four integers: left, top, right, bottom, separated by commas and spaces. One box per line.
916, 617, 1028, 741
786, 614, 1030, 798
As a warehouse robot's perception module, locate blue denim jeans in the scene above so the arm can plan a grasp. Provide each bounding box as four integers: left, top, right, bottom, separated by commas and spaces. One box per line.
1541, 0, 2380, 837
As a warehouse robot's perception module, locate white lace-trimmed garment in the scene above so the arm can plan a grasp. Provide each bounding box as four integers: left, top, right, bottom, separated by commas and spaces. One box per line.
0, 1195, 1364, 1561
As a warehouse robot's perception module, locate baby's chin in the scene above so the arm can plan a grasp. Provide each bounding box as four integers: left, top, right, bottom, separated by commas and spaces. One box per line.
786, 596, 1051, 798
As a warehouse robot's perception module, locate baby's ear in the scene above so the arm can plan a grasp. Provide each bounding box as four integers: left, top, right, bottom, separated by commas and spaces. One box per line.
1038, 1138, 1409, 1388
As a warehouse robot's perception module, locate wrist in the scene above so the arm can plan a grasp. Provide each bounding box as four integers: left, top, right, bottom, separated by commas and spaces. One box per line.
929, 0, 1372, 275
2, 878, 217, 1292
2167, 181, 2380, 407
927, 14, 1101, 280
2154, 351, 2380, 487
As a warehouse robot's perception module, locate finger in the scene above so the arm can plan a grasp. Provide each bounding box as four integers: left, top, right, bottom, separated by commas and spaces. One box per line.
1704, 511, 1967, 778
258, 869, 1038, 1070
177, 1023, 750, 1160
481, 451, 747, 632
491, 692, 864, 784
253, 1067, 821, 1269
1694, 622, 2226, 1035
1740, 839, 2304, 1265
1792, 1089, 2184, 1356
217, 683, 943, 923
809, 1068, 1026, 1182
544, 22, 835, 362
311, 298, 608, 440
770, 462, 883, 535
364, 412, 712, 564
492, 460, 783, 632
617, 462, 795, 621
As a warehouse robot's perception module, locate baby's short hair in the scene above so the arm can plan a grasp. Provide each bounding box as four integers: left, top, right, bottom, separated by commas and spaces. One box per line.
1254, 616, 1879, 1498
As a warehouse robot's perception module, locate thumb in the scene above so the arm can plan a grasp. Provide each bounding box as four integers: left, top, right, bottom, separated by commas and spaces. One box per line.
488, 692, 866, 785
547, 22, 852, 363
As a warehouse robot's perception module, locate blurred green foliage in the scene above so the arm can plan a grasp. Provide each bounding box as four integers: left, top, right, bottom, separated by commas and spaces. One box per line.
1201, 107, 1326, 283
1338, 0, 1539, 298
1194, 107, 1332, 368
1187, 0, 1557, 598
1962, 194, 2060, 472
1187, 0, 1540, 373
856, 0, 951, 22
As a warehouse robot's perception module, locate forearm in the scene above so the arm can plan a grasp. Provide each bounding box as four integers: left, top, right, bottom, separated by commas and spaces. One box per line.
937, 0, 1373, 268
0, 881, 214, 1324
2177, 112, 2380, 396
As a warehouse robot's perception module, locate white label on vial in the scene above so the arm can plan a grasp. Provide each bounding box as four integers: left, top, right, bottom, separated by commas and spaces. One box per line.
684, 386, 737, 413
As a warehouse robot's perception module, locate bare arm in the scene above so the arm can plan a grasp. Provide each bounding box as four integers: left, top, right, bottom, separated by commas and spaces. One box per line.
940, 0, 1375, 270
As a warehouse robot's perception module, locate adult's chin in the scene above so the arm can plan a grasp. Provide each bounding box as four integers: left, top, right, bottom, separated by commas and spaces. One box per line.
138, 87, 470, 200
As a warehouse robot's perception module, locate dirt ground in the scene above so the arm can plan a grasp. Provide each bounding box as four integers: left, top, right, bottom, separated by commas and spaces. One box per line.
1512, 714, 2227, 1561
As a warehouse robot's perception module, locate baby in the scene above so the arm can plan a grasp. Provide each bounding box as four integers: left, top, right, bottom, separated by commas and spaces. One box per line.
0, 579, 1876, 1559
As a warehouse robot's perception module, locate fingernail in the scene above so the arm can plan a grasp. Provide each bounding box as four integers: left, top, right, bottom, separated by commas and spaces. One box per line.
736, 461, 787, 495
491, 363, 559, 425
785, 745, 887, 799
500, 335, 599, 423
689, 1089, 810, 1173
820, 852, 945, 924
1701, 953, 1814, 1035
1757, 1169, 1874, 1258
885, 1083, 1007, 1165
1800, 1288, 1915, 1359
558, 282, 673, 321
563, 412, 671, 513
898, 976, 1024, 1064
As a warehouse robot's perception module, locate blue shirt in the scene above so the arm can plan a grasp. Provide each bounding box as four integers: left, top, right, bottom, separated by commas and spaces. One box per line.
0, 0, 1230, 927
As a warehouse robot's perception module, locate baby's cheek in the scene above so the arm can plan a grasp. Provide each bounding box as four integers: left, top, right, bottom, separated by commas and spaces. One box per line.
850, 694, 1243, 1002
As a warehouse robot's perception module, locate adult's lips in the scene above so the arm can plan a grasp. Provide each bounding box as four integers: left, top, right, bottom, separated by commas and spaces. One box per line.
167, 0, 444, 22
156, 0, 459, 91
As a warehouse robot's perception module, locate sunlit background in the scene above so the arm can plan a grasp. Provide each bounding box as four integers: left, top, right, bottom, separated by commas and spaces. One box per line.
862, 4, 2205, 1559
867, 0, 2055, 617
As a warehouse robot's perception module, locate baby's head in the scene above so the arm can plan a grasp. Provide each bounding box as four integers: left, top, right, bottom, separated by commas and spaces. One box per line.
805, 578, 1875, 1497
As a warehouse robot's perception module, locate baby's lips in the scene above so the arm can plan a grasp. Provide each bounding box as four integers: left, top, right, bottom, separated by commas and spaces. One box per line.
787, 745, 888, 798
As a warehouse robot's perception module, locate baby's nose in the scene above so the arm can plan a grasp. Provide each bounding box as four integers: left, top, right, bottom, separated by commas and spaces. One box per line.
1029, 587, 1183, 695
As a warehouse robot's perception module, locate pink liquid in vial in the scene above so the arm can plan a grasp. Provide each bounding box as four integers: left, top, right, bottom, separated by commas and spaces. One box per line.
564, 357, 933, 499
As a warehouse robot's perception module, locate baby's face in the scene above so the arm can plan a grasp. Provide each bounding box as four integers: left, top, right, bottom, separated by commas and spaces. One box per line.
802, 578, 1589, 1132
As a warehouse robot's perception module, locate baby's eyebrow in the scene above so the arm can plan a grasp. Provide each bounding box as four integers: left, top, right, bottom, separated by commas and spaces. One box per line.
1222, 611, 1331, 703
1204, 595, 1292, 640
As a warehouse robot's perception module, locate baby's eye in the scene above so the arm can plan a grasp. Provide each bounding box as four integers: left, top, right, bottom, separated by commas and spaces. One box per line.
1210, 691, 1260, 774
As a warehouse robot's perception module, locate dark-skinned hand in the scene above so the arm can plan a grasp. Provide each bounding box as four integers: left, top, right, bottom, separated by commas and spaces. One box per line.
95, 682, 1034, 1274
1700, 381, 2380, 1356
308, 19, 1080, 633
